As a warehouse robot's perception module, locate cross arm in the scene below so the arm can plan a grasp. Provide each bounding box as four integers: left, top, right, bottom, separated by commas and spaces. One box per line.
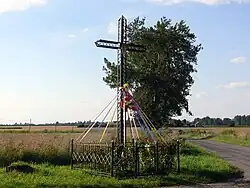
126, 43, 146, 52
95, 39, 120, 50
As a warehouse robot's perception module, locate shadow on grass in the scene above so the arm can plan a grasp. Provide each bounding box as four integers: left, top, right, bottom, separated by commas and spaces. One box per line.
153, 175, 198, 187
151, 166, 244, 187
181, 167, 244, 182
12, 183, 145, 188
180, 144, 206, 156
33, 184, 153, 188
187, 134, 218, 141
199, 134, 217, 140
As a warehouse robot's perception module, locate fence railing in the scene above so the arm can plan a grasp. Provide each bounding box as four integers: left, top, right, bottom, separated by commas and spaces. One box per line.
70, 139, 180, 177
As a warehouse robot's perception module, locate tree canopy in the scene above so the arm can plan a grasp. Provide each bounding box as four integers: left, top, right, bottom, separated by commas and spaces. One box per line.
102, 17, 202, 128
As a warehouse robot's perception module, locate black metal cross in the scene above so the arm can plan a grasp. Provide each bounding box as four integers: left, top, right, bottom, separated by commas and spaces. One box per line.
95, 15, 146, 144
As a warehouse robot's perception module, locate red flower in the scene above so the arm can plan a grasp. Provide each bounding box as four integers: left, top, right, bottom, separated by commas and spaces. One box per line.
124, 96, 131, 101
131, 106, 137, 111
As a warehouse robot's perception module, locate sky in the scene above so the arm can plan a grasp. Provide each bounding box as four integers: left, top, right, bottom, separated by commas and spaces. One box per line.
0, 0, 249, 124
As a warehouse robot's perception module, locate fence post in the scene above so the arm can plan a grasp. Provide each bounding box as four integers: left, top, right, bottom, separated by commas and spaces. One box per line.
177, 140, 180, 174
155, 141, 159, 174
132, 139, 137, 177
111, 140, 114, 177
70, 139, 74, 169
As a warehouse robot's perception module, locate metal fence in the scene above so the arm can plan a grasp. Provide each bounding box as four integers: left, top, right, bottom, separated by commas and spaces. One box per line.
70, 139, 180, 177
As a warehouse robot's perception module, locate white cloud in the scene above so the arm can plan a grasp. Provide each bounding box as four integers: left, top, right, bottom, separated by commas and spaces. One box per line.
195, 92, 208, 98
220, 82, 250, 89
67, 28, 89, 38
145, 0, 250, 5
68, 34, 76, 38
230, 56, 246, 64
0, 0, 47, 13
108, 22, 117, 36
82, 28, 89, 33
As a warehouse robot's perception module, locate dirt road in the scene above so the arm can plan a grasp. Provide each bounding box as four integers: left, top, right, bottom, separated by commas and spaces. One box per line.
190, 139, 250, 178
166, 140, 250, 188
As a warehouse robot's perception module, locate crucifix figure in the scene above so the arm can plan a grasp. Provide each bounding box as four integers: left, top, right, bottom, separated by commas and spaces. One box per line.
95, 15, 146, 144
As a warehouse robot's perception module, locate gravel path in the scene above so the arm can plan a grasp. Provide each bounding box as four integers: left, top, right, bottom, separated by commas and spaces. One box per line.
165, 140, 250, 187
190, 140, 250, 178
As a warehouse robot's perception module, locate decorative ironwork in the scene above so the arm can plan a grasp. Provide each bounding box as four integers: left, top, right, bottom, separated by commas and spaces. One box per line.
71, 139, 180, 177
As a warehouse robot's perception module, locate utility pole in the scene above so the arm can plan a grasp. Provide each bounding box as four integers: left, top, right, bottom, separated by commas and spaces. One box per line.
29, 118, 31, 132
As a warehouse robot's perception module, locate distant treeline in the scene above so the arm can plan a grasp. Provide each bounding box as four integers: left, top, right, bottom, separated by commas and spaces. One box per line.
1, 115, 250, 127
0, 121, 118, 128
169, 115, 250, 127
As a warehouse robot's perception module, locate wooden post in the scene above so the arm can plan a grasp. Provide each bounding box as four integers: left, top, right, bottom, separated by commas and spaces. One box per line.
70, 139, 74, 169
177, 140, 180, 174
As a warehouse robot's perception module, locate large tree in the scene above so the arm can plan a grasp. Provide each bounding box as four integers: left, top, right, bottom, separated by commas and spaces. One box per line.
102, 17, 202, 128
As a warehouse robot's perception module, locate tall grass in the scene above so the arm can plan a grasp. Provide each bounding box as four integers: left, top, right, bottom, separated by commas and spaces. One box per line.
0, 133, 73, 166
211, 129, 250, 147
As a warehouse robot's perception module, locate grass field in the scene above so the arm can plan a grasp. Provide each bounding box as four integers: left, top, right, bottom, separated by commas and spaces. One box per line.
0, 127, 139, 143
0, 143, 242, 188
200, 127, 250, 135
210, 128, 250, 147
0, 128, 118, 166
0, 126, 82, 132
0, 127, 176, 166
175, 127, 250, 147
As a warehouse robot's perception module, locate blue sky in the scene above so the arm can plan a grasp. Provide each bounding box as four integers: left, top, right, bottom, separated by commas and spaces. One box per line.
0, 0, 249, 124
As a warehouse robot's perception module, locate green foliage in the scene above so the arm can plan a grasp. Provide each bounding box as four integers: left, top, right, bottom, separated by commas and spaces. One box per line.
103, 17, 202, 128
234, 115, 250, 126
192, 115, 250, 127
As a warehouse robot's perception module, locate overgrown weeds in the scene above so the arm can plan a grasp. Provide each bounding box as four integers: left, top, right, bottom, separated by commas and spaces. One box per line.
0, 134, 72, 166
